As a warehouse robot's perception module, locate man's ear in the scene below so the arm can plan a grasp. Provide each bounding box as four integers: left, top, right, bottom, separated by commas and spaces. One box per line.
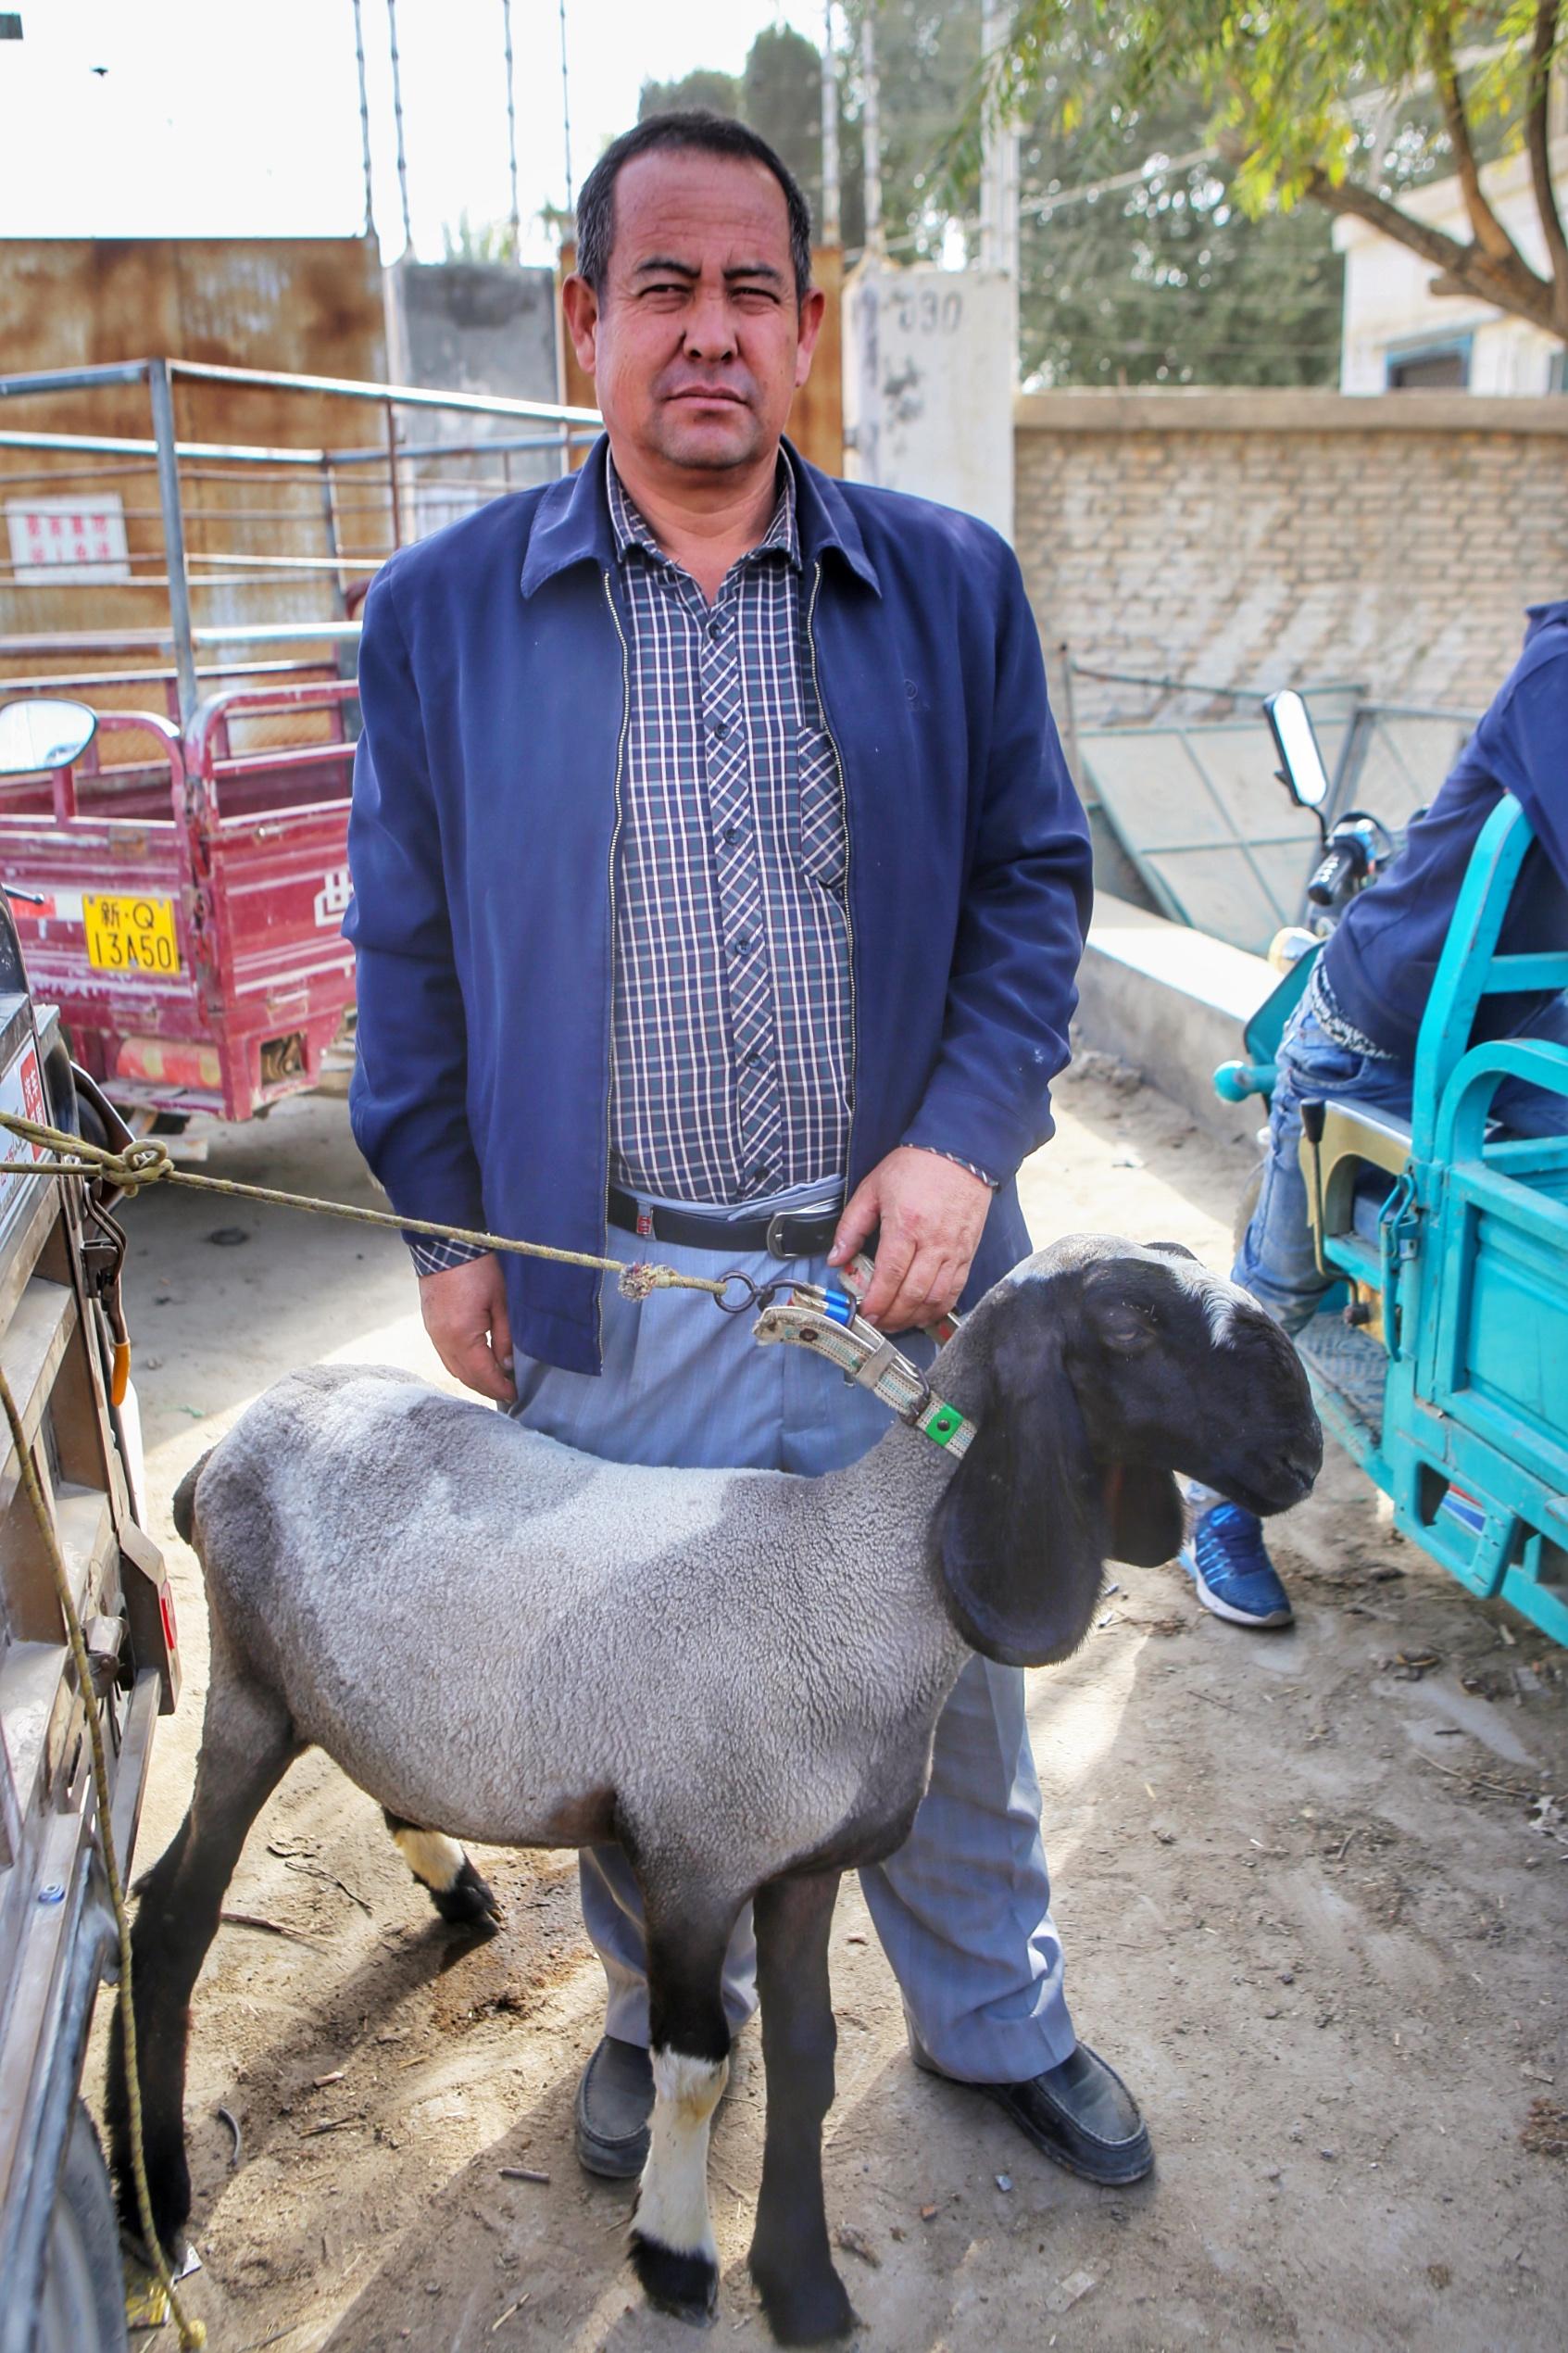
560, 273, 599, 376
1102, 1463, 1185, 1567
930, 1290, 1106, 1668
793, 284, 827, 387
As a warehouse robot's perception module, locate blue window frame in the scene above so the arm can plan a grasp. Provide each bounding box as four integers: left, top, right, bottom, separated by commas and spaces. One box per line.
1385, 334, 1474, 391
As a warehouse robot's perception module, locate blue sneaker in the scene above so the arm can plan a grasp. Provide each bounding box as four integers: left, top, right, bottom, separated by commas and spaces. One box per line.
1181, 1502, 1294, 1629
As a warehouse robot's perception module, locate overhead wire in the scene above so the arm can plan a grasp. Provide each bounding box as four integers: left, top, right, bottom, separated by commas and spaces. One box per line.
558, 0, 574, 213
350, 0, 375, 240
501, 0, 521, 262
385, 0, 413, 256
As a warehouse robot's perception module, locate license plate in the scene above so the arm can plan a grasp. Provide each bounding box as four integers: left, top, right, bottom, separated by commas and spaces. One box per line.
82, 892, 181, 975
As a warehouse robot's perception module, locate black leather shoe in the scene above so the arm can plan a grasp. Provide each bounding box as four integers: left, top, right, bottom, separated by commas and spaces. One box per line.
909, 2027, 1154, 2185
575, 2035, 655, 2180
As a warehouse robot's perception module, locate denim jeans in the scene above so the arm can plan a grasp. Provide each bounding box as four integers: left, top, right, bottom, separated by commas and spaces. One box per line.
1235, 990, 1568, 1336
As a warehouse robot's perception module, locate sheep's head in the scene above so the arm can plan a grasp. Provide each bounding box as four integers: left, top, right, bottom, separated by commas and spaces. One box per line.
927, 1236, 1322, 1668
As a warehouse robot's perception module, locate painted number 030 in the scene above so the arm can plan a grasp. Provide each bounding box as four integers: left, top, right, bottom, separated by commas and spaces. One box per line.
892, 289, 963, 336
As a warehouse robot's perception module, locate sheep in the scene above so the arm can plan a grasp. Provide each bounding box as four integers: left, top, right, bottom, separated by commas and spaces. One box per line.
107, 1235, 1320, 2345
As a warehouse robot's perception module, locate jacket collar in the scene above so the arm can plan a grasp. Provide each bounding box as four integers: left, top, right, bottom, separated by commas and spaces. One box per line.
519, 434, 617, 598
520, 432, 880, 599
793, 442, 880, 595
608, 446, 802, 572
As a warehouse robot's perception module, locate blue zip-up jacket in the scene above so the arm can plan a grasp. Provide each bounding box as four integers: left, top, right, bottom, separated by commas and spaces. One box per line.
345, 438, 1093, 1375
1325, 600, 1568, 1060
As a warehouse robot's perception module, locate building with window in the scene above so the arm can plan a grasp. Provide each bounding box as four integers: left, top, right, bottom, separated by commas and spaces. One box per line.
1336, 138, 1568, 395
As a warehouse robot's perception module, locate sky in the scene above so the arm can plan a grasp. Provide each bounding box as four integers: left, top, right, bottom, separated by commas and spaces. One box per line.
0, 2, 828, 264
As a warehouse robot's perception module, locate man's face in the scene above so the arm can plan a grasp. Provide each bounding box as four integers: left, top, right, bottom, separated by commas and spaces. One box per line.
563, 147, 824, 478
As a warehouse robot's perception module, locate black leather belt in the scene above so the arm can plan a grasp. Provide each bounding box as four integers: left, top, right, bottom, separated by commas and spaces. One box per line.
608, 1186, 841, 1260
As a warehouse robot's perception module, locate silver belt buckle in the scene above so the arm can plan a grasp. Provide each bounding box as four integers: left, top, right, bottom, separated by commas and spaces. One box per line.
765, 1210, 797, 1260
771, 1214, 827, 1270
765, 1202, 840, 1260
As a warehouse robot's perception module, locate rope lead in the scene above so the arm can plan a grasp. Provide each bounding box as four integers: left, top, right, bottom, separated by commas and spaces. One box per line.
0, 1112, 732, 1303
0, 1096, 751, 2349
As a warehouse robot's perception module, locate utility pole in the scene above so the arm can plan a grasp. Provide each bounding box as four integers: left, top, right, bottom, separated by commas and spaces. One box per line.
859, 6, 884, 256
385, 0, 413, 257
979, 0, 1020, 283
821, 3, 841, 247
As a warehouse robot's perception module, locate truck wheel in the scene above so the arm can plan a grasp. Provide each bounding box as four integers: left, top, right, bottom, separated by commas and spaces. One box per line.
34, 2104, 130, 2353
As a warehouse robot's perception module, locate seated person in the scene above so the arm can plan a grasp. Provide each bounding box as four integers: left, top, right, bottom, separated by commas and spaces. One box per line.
1185, 600, 1568, 1629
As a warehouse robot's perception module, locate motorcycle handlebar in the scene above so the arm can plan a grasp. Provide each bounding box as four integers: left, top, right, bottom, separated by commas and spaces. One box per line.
1307, 841, 1361, 908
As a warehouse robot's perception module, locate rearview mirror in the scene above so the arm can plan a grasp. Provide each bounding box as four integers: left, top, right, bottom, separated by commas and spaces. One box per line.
0, 698, 98, 778
1263, 690, 1331, 812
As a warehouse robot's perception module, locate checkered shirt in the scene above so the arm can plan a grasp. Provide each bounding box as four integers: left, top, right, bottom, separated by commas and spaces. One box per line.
603, 452, 857, 1205
407, 454, 853, 1275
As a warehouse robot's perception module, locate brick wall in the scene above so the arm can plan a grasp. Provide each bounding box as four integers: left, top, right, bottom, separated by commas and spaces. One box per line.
1012, 389, 1568, 725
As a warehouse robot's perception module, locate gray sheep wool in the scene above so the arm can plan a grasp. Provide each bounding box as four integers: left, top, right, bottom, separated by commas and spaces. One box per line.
107, 1235, 1319, 2346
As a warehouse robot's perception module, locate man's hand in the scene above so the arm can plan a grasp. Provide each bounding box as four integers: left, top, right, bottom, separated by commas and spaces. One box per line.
828, 1147, 991, 1333
419, 1252, 516, 1403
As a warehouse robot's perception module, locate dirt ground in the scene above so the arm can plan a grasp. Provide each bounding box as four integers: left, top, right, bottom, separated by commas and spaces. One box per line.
99, 1057, 1568, 2353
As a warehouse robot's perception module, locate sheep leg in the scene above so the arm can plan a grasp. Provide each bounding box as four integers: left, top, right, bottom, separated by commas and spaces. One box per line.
747, 1871, 854, 2346
106, 1671, 298, 2256
383, 1808, 503, 1928
628, 1906, 738, 2322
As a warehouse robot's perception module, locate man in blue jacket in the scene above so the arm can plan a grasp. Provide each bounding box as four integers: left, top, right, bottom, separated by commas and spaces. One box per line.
1186, 603, 1568, 1628
347, 114, 1150, 2189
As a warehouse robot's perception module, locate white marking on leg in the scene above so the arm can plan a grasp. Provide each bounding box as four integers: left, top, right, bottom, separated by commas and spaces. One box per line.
392, 1825, 465, 1894
634, 2049, 728, 2262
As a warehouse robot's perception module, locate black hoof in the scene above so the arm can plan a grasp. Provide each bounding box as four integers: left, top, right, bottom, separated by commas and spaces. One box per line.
630, 2229, 719, 2325
115, 2157, 190, 2268
430, 1856, 504, 1930
750, 2257, 855, 2346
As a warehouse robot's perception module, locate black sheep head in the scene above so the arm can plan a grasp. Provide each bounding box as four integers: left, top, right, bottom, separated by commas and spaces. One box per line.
928, 1236, 1322, 1668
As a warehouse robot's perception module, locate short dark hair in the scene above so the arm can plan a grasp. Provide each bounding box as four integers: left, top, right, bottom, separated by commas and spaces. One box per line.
575, 112, 813, 303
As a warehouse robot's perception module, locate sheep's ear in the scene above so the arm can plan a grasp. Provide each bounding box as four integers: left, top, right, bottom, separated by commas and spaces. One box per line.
931, 1298, 1106, 1668
1103, 1463, 1185, 1567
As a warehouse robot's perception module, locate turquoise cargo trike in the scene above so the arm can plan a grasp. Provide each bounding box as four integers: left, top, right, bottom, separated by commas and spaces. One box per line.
1296, 793, 1568, 1646
1214, 694, 1568, 1647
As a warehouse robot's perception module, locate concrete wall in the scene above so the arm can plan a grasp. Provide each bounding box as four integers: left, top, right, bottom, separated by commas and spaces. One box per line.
1012, 387, 1568, 722
388, 260, 562, 503
1073, 893, 1275, 1144
393, 261, 558, 405
844, 261, 1014, 535
383, 260, 565, 535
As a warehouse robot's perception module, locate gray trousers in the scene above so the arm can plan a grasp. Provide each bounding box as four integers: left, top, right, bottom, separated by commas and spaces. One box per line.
511, 1217, 1075, 2083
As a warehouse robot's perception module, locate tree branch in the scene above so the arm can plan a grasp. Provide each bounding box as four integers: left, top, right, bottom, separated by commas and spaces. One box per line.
1526, 0, 1568, 337
1305, 167, 1557, 333
1425, 8, 1527, 267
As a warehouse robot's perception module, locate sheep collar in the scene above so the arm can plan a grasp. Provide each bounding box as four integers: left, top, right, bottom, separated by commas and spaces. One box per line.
752, 1284, 976, 1459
